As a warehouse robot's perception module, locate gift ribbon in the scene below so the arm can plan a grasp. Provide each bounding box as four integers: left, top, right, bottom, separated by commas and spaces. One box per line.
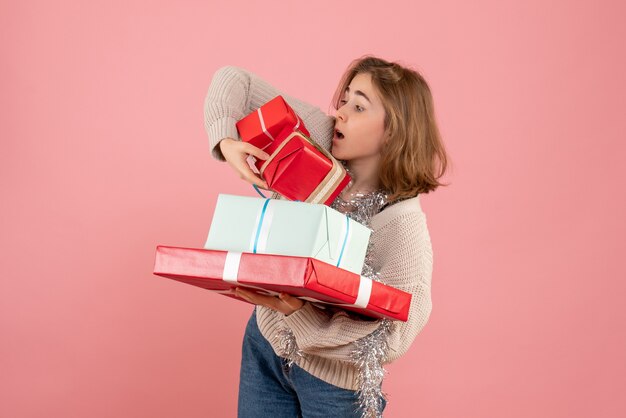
253, 184, 267, 198
335, 215, 350, 267
250, 198, 274, 253
257, 107, 275, 150
250, 198, 351, 267
353, 276, 374, 308
299, 275, 373, 309
253, 185, 302, 203
291, 131, 346, 204
250, 114, 311, 199
222, 251, 243, 284
294, 114, 302, 131
257, 131, 348, 205
218, 251, 282, 297
256, 107, 305, 150
307, 162, 345, 204
220, 251, 373, 309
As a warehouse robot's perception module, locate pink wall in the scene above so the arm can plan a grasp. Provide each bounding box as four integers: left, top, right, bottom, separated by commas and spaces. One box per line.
2, 0, 625, 417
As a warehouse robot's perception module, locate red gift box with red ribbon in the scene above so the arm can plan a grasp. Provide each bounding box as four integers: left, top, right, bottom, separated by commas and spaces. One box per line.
254, 129, 350, 205
153, 245, 411, 321
236, 95, 310, 153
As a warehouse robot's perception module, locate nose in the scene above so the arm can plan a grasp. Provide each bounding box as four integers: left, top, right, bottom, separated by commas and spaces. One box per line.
335, 106, 346, 122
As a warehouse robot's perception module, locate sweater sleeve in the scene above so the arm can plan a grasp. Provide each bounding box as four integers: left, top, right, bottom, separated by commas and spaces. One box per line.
281, 212, 434, 363
203, 65, 335, 161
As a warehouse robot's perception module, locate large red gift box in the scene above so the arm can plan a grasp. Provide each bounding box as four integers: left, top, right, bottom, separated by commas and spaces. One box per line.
236, 95, 310, 153
254, 129, 350, 205
153, 245, 411, 321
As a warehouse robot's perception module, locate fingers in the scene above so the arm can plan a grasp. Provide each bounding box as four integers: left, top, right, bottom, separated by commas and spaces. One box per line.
235, 288, 276, 307
220, 137, 270, 161
234, 288, 301, 314
225, 152, 268, 189
239, 168, 268, 190
222, 140, 271, 189
242, 142, 271, 161
279, 293, 304, 311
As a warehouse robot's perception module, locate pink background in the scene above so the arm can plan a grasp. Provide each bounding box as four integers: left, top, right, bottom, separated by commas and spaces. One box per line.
1, 0, 625, 417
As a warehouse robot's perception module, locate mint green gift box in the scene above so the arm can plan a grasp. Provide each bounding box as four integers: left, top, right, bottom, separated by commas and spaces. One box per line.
204, 194, 372, 275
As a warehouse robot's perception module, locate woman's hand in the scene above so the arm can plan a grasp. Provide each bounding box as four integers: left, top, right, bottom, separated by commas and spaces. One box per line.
234, 287, 304, 316
219, 138, 271, 189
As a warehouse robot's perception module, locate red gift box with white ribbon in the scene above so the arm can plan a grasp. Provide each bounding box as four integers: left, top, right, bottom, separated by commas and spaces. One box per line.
254, 129, 351, 205
153, 245, 411, 321
236, 95, 310, 153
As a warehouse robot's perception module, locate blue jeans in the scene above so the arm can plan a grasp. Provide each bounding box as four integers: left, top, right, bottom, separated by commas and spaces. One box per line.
238, 307, 386, 417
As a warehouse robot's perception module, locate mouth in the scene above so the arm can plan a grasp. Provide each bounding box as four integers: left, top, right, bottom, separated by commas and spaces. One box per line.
334, 129, 345, 140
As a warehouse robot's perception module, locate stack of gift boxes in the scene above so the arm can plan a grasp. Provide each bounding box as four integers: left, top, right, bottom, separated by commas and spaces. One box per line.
153, 96, 411, 321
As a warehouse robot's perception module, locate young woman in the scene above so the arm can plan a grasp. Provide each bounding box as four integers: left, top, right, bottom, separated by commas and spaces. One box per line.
204, 55, 448, 417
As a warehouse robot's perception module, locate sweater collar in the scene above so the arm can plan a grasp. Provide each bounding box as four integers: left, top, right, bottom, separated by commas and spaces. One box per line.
370, 194, 423, 230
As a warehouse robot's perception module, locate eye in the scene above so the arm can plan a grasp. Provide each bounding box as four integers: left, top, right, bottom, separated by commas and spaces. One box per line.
339, 99, 347, 104
355, 105, 364, 112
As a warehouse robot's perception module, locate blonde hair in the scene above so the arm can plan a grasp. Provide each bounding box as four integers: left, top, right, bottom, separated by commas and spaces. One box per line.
331, 55, 450, 201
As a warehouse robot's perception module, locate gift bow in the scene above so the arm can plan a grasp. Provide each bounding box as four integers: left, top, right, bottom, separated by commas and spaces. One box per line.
250, 198, 351, 268
217, 251, 372, 309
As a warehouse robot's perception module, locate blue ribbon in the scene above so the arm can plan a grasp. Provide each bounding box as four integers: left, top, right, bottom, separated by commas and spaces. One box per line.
253, 184, 267, 198
253, 184, 304, 202
336, 215, 350, 267
252, 198, 271, 253
251, 196, 348, 265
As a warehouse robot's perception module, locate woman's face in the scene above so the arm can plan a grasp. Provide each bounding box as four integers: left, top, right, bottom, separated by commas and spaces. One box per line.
332, 72, 387, 162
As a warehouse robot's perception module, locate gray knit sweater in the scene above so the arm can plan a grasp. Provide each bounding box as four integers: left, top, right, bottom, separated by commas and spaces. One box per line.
203, 65, 433, 390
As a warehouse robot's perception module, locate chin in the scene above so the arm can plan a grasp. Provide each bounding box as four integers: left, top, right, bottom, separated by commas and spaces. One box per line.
331, 146, 348, 161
